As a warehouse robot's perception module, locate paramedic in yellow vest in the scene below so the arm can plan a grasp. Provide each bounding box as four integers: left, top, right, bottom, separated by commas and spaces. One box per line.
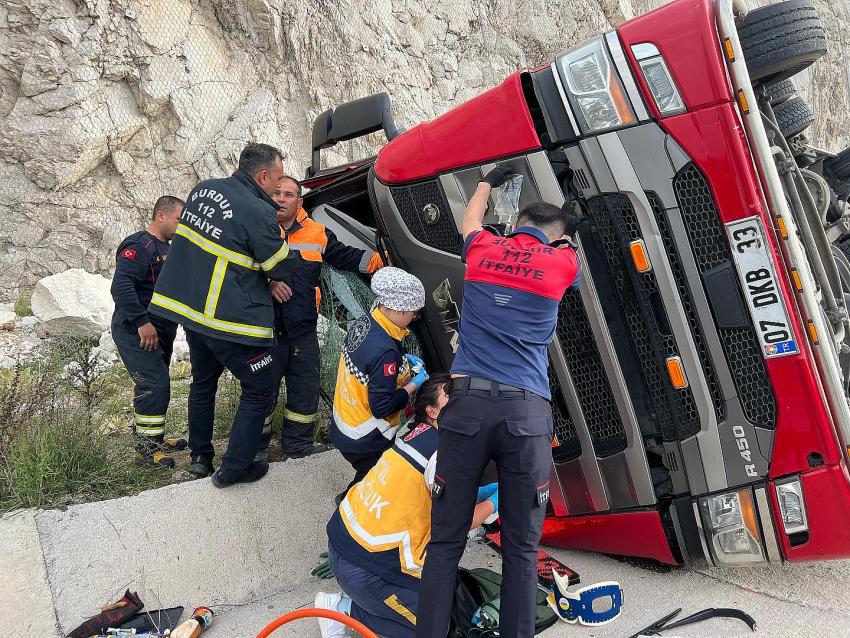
330, 267, 429, 493
316, 374, 500, 638
255, 175, 384, 461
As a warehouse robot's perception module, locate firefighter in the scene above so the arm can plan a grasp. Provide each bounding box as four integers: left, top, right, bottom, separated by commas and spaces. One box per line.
110, 196, 186, 467
330, 267, 429, 493
149, 143, 297, 488
315, 374, 499, 638
416, 166, 581, 638
255, 175, 384, 462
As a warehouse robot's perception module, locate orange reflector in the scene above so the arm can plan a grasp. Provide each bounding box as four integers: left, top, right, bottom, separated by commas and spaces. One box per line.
777, 216, 788, 239
737, 89, 750, 114
737, 489, 761, 542
724, 37, 735, 62
791, 269, 803, 292
807, 320, 819, 344
666, 356, 688, 389
629, 240, 652, 273
551, 436, 560, 448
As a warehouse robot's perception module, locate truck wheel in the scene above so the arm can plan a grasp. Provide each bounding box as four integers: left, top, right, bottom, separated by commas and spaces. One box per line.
765, 78, 796, 105
825, 149, 850, 183
773, 96, 814, 139
738, 0, 827, 85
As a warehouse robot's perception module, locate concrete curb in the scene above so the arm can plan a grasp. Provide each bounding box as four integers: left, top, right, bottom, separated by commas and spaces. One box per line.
2, 451, 347, 635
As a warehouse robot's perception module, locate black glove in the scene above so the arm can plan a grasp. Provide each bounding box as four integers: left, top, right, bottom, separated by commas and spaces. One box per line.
481, 164, 514, 189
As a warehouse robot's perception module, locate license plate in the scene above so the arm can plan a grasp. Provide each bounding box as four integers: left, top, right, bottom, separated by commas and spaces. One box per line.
726, 217, 798, 359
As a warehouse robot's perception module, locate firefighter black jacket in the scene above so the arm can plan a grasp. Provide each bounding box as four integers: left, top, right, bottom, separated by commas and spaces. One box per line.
150, 169, 295, 346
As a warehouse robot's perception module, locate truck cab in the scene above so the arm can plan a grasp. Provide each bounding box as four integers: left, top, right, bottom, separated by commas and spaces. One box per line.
304, 0, 850, 567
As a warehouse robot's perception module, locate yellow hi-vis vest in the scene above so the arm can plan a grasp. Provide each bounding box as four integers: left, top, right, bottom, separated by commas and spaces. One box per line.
326, 423, 438, 588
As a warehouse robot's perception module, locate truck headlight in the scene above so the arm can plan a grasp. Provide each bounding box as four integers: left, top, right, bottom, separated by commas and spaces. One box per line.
775, 477, 808, 535
631, 43, 685, 116
699, 488, 765, 565
557, 39, 636, 133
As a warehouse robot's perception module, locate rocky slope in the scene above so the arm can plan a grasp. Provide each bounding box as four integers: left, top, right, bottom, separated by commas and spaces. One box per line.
0, 0, 848, 301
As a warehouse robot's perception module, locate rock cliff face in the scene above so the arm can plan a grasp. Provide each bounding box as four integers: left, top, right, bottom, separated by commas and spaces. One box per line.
0, 0, 848, 301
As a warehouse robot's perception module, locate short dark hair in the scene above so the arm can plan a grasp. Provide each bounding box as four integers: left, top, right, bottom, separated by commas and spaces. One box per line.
413, 373, 451, 424
152, 195, 184, 220
515, 201, 570, 233
238, 143, 284, 177
280, 175, 302, 197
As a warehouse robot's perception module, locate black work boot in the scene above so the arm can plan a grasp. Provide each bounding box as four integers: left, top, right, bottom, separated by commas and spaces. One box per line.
282, 443, 331, 461
211, 461, 269, 488
135, 435, 176, 469
187, 454, 215, 478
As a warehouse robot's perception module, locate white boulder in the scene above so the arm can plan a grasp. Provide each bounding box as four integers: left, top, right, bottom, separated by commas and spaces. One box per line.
0, 310, 15, 330
171, 326, 189, 362
98, 330, 117, 355
31, 269, 114, 338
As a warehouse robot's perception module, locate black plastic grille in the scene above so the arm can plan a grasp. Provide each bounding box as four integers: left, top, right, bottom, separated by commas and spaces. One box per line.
673, 164, 777, 429
390, 181, 462, 255
556, 287, 627, 457
649, 192, 726, 427
587, 195, 700, 441
549, 361, 582, 464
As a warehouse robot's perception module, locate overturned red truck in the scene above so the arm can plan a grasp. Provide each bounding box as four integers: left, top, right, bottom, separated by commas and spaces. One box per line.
302, 0, 850, 567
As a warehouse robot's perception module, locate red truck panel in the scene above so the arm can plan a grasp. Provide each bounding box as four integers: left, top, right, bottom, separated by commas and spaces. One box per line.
617, 0, 732, 117
541, 511, 678, 564
373, 73, 540, 184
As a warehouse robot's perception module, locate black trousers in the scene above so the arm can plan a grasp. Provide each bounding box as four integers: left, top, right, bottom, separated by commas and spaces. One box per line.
259, 331, 321, 454
416, 386, 553, 638
184, 328, 278, 478
111, 313, 175, 438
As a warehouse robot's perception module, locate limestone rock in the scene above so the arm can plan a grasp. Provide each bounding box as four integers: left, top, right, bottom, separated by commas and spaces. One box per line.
172, 326, 189, 362
31, 269, 114, 337
0, 310, 16, 330
0, 0, 847, 303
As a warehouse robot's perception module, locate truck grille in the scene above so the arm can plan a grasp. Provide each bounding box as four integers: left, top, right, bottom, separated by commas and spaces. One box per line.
587, 194, 701, 441
556, 287, 627, 457
648, 192, 726, 426
673, 164, 777, 429
549, 361, 582, 464
390, 181, 463, 255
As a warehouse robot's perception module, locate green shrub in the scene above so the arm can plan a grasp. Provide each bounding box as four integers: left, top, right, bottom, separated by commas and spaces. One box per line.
13, 288, 33, 317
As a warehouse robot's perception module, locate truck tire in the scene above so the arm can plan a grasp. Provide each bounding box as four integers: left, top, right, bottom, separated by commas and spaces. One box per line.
765, 78, 796, 105
825, 149, 850, 183
739, 0, 827, 85
773, 96, 814, 139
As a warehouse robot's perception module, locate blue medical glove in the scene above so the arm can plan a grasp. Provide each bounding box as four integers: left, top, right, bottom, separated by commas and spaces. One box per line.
477, 483, 499, 513
404, 354, 429, 389
404, 354, 425, 369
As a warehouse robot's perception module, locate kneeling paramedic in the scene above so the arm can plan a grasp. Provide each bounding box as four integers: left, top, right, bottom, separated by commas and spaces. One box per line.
330, 267, 429, 491
256, 175, 384, 461
317, 374, 500, 638
150, 143, 297, 488
416, 166, 581, 638
110, 195, 186, 467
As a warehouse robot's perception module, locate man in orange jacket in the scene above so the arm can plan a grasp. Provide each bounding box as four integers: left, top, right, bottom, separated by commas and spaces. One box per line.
258, 175, 384, 460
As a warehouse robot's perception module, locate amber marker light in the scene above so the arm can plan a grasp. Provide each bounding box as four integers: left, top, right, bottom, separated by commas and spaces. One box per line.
629, 239, 652, 273
737, 89, 750, 114
666, 356, 688, 389
724, 37, 735, 62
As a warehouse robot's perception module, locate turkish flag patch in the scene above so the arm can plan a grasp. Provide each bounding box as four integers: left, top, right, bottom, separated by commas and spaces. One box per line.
384, 363, 397, 376
121, 248, 137, 260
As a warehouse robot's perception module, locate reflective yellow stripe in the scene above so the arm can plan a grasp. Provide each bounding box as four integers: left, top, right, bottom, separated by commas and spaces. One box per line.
135, 413, 166, 424
283, 408, 316, 424
151, 293, 274, 339
175, 224, 259, 269
136, 425, 165, 435
384, 595, 417, 626
204, 257, 228, 316
260, 243, 290, 271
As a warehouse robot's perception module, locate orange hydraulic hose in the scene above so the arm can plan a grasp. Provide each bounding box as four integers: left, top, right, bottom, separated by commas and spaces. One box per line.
256, 608, 380, 638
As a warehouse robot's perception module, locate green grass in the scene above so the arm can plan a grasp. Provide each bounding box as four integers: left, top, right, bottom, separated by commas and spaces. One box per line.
13, 287, 33, 317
